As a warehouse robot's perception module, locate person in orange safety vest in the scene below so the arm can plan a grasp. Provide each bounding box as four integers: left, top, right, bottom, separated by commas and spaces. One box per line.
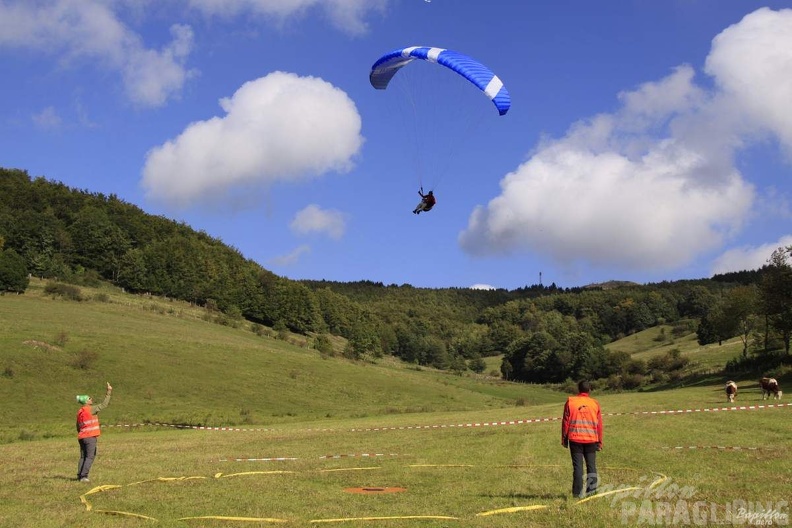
76, 382, 113, 483
561, 380, 603, 498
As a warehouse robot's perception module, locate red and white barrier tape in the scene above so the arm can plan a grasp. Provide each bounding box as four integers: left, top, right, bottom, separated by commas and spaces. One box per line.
319, 453, 399, 459
346, 402, 791, 432
219, 457, 298, 462
608, 402, 791, 417
350, 416, 562, 432
107, 423, 283, 432
218, 453, 399, 462
661, 446, 771, 451
106, 402, 790, 433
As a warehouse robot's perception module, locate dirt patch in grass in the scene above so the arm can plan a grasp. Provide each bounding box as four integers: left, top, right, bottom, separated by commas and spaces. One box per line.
22, 340, 61, 352
344, 487, 407, 494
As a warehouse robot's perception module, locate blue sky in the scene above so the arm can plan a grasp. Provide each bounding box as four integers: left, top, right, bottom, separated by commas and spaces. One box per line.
1, 1, 791, 290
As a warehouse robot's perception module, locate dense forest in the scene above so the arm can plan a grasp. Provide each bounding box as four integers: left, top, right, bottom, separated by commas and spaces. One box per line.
1, 167, 790, 388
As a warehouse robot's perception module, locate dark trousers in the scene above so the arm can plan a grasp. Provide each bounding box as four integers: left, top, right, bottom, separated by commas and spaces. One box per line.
569, 441, 598, 498
77, 436, 98, 479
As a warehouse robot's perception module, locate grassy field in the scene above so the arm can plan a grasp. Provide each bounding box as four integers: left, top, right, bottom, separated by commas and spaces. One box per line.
1, 281, 790, 527
606, 324, 747, 373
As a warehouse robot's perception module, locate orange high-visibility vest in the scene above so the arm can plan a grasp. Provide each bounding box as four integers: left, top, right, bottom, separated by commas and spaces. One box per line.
565, 395, 600, 443
77, 405, 101, 439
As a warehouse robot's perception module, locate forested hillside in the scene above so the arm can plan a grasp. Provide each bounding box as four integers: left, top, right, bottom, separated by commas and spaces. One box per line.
1, 167, 790, 388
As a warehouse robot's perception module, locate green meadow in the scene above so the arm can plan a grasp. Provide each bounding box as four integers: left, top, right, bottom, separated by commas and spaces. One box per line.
1, 281, 790, 527
605, 324, 746, 373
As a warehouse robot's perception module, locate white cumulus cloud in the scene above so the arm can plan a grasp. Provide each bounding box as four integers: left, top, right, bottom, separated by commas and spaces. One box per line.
186, 0, 387, 35
705, 7, 792, 158
711, 235, 792, 275
290, 204, 347, 239
0, 0, 195, 107
141, 71, 363, 208
269, 244, 311, 267
32, 106, 62, 129
460, 8, 792, 275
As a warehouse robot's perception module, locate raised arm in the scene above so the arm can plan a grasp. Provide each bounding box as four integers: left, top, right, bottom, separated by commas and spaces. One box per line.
91, 382, 113, 414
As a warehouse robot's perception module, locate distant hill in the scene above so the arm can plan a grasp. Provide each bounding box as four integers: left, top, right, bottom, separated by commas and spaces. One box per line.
0, 279, 563, 442
1, 166, 778, 387
583, 280, 640, 290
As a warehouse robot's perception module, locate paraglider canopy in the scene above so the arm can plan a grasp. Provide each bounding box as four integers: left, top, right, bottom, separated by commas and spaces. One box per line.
370, 45, 511, 198
369, 46, 511, 116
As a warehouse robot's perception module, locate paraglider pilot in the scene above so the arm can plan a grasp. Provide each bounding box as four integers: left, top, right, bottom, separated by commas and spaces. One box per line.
413, 188, 436, 214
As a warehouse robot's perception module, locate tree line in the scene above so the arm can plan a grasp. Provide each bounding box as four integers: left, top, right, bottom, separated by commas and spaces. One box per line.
1, 168, 790, 387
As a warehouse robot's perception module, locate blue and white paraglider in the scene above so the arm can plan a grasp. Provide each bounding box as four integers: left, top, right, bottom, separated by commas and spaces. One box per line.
370, 46, 511, 116
369, 46, 511, 214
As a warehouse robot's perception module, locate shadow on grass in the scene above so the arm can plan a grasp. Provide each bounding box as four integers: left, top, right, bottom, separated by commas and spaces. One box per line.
480, 492, 567, 500
636, 372, 726, 393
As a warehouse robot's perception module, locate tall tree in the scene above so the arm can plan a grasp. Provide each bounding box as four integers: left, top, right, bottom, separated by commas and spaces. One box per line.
760, 246, 792, 354
697, 300, 733, 346
69, 206, 130, 281
678, 285, 717, 319
722, 285, 759, 358
275, 281, 323, 334
0, 248, 29, 293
